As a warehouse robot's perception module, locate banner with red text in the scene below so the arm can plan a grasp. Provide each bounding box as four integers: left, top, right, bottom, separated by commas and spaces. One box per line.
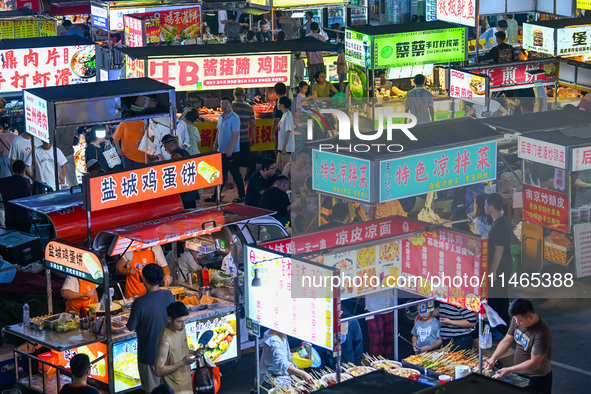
476, 62, 558, 92
196, 118, 275, 153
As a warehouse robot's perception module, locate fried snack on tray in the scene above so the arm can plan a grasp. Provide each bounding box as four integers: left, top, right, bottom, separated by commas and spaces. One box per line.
346, 366, 376, 377
402, 342, 487, 378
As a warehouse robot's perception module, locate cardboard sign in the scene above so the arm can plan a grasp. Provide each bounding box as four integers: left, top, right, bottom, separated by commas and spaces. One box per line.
45, 241, 104, 284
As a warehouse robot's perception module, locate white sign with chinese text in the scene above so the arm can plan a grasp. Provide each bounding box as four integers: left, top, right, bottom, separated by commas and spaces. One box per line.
522, 23, 556, 55
24, 91, 49, 143
518, 136, 566, 169
436, 0, 477, 27
574, 222, 591, 278
557, 25, 591, 56
245, 246, 339, 351
146, 53, 291, 91
449, 69, 487, 105
0, 45, 96, 93
572, 147, 591, 171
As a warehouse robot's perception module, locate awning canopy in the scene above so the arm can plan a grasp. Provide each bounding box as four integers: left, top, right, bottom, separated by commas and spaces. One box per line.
519, 127, 591, 149
10, 190, 83, 214
50, 1, 91, 16
118, 39, 339, 59
479, 109, 591, 134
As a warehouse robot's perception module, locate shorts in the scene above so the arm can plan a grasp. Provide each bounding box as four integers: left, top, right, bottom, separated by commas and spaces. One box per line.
239, 141, 252, 168
138, 362, 162, 393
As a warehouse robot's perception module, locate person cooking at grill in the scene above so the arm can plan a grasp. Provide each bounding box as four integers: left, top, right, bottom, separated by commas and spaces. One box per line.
116, 246, 172, 299
61, 275, 99, 313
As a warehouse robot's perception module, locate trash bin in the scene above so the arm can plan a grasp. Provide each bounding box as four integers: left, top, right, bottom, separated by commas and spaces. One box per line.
511, 244, 521, 274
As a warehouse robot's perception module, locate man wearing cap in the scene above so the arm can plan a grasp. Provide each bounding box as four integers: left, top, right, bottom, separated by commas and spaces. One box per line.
127, 264, 175, 394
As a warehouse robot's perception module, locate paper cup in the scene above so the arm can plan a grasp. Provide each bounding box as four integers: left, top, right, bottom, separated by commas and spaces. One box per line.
439, 374, 452, 384
455, 365, 471, 379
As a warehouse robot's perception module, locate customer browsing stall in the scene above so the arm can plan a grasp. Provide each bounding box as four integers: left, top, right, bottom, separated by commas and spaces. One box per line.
116, 246, 172, 299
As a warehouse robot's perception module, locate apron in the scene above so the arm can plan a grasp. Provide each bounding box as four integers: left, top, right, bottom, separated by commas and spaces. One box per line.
125, 249, 155, 299
66, 280, 98, 312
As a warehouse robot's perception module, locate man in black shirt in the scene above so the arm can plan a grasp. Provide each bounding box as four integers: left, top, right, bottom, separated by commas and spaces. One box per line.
481, 31, 514, 64
245, 159, 277, 207
0, 160, 31, 232
256, 20, 272, 42
259, 175, 290, 224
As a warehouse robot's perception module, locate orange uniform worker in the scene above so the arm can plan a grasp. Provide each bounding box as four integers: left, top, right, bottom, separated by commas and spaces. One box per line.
116, 246, 172, 299
61, 276, 99, 312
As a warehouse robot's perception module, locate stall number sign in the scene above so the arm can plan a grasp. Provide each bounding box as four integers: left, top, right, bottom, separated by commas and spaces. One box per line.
380, 141, 497, 202
23, 91, 49, 143
345, 29, 371, 68
146, 53, 291, 91
572, 147, 591, 171
436, 0, 476, 27
523, 184, 569, 233
574, 222, 591, 278
518, 136, 566, 169
557, 25, 591, 56
312, 149, 372, 203
245, 246, 338, 351
45, 241, 104, 284
478, 62, 557, 92
522, 23, 556, 55
85, 153, 223, 212
374, 28, 465, 68
0, 45, 96, 93
449, 69, 486, 105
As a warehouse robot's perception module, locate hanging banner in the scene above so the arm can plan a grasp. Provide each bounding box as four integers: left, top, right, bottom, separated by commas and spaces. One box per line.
557, 25, 591, 56
45, 241, 104, 284
373, 27, 465, 68
517, 136, 566, 169
523, 184, 569, 233
475, 62, 558, 92
572, 146, 591, 171
379, 141, 497, 202
146, 53, 291, 91
436, 0, 477, 27
522, 23, 556, 55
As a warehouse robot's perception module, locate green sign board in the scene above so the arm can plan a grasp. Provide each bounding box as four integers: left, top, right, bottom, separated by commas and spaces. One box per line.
345, 29, 372, 68
374, 27, 466, 68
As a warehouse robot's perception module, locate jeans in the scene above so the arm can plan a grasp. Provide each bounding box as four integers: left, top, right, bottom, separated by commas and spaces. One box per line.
212, 154, 245, 198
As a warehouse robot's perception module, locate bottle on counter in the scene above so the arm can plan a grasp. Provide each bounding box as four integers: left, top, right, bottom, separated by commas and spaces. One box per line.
202, 268, 210, 288
23, 303, 29, 327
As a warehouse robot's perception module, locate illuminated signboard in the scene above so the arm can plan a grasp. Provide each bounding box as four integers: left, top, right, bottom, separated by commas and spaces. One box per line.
92, 4, 195, 31
123, 15, 144, 47
436, 0, 477, 27
449, 69, 487, 105
245, 246, 340, 351
24, 91, 49, 143
146, 53, 291, 91
523, 23, 556, 55
388, 64, 434, 79
578, 0, 591, 10
312, 149, 373, 203
45, 241, 104, 284
380, 141, 497, 202
345, 29, 371, 68
518, 135, 566, 169
557, 24, 591, 56
476, 62, 557, 92
374, 27, 465, 68
1, 45, 96, 93
124, 6, 201, 47
0, 19, 56, 39
187, 312, 238, 364
84, 153, 223, 212
249, 0, 345, 5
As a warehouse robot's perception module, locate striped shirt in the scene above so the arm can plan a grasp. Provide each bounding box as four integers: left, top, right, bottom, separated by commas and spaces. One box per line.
232, 99, 255, 142
438, 303, 477, 340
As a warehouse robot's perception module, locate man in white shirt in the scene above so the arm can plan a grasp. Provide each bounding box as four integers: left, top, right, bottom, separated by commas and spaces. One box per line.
465, 99, 507, 118
25, 141, 67, 191
9, 132, 41, 180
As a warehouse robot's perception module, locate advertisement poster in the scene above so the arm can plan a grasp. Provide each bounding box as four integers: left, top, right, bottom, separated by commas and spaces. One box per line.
436, 0, 477, 27
574, 222, 591, 278
85, 153, 222, 211
557, 25, 591, 56
522, 23, 556, 55
113, 338, 140, 392
130, 7, 201, 44
1, 45, 96, 93
374, 28, 465, 68
147, 53, 291, 91
523, 184, 569, 233
312, 150, 373, 203
518, 136, 566, 169
23, 92, 49, 142
449, 69, 487, 105
45, 241, 104, 283
380, 141, 497, 202
474, 62, 557, 92
196, 118, 274, 153
572, 147, 591, 171
123, 14, 144, 47
345, 29, 371, 68
55, 343, 108, 384
186, 312, 238, 364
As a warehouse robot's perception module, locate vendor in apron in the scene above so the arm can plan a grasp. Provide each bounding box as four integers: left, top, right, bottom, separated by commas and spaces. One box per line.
61, 275, 99, 312
116, 245, 172, 299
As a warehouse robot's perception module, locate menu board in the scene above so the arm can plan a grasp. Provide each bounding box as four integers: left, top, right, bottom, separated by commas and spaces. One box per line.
0, 18, 55, 39
574, 222, 591, 278
39, 20, 57, 37
113, 338, 140, 392
312, 149, 373, 203
245, 246, 340, 351
14, 19, 36, 38
373, 28, 465, 68
186, 312, 238, 365
380, 141, 497, 202
345, 29, 371, 68
55, 343, 108, 384
0, 20, 13, 38
449, 69, 487, 105
517, 136, 566, 169
523, 184, 569, 233
387, 64, 433, 80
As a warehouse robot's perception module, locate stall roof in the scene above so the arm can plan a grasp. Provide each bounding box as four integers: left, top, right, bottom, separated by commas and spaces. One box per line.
0, 8, 38, 17
24, 77, 174, 102
0, 36, 93, 50
479, 110, 591, 134
519, 127, 591, 148
526, 16, 591, 29
118, 39, 339, 59
346, 21, 461, 36
50, 1, 91, 16
10, 190, 83, 214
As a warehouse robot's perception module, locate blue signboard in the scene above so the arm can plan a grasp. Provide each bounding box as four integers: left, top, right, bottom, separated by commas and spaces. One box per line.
312, 149, 372, 203
379, 141, 497, 202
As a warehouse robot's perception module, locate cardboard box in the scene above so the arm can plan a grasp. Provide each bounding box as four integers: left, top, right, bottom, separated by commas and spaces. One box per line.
133, 95, 158, 109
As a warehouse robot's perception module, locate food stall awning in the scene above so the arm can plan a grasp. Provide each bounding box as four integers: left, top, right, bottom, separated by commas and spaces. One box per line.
479, 110, 591, 134
520, 128, 591, 149
236, 6, 267, 14
118, 39, 339, 59
94, 203, 276, 256
346, 20, 459, 36
414, 373, 530, 393
50, 1, 91, 16
0, 35, 93, 50
10, 190, 83, 214
0, 8, 39, 18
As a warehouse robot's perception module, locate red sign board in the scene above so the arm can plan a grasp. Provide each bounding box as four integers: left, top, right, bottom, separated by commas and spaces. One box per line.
476, 62, 557, 92
523, 184, 569, 233
84, 153, 222, 212
123, 15, 144, 47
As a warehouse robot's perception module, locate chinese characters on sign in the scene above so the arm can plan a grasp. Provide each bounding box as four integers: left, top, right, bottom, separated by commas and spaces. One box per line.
374, 28, 465, 68
380, 141, 497, 202
0, 45, 96, 93
572, 147, 591, 171
523, 184, 569, 233
344, 29, 371, 68
522, 23, 556, 55
196, 118, 274, 153
45, 241, 104, 284
578, 0, 591, 11
145, 54, 291, 91
436, 0, 476, 27
475, 62, 557, 92
449, 69, 487, 105
557, 25, 591, 56
86, 153, 222, 211
23, 91, 49, 142
574, 222, 591, 278
124, 15, 144, 47
517, 136, 566, 169
125, 7, 201, 46
125, 55, 145, 79
312, 150, 372, 203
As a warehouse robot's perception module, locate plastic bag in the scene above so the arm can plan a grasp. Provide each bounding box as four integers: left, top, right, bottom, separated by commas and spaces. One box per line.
138, 132, 156, 156
332, 91, 346, 107
102, 146, 121, 168
194, 354, 216, 394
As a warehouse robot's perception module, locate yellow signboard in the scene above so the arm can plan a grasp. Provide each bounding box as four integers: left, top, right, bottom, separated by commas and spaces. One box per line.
196, 118, 275, 153
578, 0, 591, 10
